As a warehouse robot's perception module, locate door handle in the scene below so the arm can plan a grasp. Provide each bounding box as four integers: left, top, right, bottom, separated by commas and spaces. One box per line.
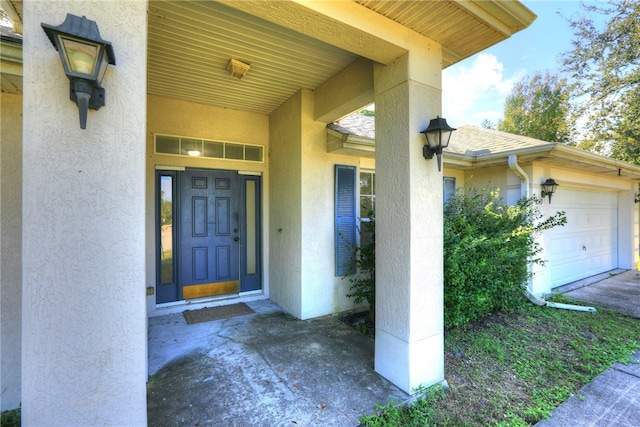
234, 237, 239, 242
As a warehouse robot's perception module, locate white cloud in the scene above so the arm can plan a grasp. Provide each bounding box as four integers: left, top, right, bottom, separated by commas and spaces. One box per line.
443, 53, 524, 127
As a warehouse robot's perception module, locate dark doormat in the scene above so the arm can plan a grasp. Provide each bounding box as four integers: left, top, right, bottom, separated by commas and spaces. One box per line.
183, 303, 254, 325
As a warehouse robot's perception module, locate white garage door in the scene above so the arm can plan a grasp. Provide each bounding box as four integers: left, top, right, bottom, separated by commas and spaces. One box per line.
546, 188, 618, 288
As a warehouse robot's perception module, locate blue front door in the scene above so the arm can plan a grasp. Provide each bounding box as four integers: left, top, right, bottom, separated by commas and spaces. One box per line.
179, 170, 240, 300
155, 169, 262, 303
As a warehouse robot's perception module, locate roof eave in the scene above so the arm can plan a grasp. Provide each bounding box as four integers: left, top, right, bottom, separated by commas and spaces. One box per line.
452, 0, 536, 37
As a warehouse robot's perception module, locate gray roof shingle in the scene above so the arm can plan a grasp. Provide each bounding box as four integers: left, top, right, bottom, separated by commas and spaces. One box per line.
328, 115, 553, 157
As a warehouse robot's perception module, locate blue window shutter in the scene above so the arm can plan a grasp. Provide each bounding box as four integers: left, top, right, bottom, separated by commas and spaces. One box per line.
335, 165, 356, 276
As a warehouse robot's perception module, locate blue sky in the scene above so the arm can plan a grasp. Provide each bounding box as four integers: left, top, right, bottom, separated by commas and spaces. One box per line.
442, 0, 606, 127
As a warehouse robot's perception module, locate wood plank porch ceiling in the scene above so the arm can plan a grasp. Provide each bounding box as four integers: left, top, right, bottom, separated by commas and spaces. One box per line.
147, 0, 535, 115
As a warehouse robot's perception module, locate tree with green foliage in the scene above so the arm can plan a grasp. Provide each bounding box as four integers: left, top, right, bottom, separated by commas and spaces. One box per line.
160, 190, 173, 225
498, 71, 573, 143
443, 188, 566, 327
480, 119, 497, 130
562, 0, 640, 164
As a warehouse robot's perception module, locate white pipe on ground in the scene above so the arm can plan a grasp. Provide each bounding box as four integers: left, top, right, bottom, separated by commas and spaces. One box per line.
524, 289, 597, 312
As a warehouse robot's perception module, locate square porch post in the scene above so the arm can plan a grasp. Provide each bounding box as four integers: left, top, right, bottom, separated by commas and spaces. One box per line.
21, 2, 148, 425
373, 52, 445, 393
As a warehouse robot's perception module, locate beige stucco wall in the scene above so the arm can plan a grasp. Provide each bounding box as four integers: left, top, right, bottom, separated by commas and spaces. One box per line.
22, 2, 148, 424
269, 89, 370, 319
1, 92, 22, 411
463, 164, 521, 203
145, 95, 270, 315
268, 90, 304, 316
443, 167, 465, 193
300, 89, 367, 319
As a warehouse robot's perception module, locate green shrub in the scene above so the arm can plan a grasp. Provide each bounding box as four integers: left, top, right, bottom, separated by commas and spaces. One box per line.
345, 189, 565, 330
345, 214, 376, 325
1, 408, 20, 427
443, 188, 566, 327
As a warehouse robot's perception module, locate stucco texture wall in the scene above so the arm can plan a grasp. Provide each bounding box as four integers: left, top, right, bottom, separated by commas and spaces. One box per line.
1, 92, 22, 411
464, 165, 515, 201
299, 89, 365, 319
269, 89, 367, 319
21, 2, 148, 424
269, 90, 304, 317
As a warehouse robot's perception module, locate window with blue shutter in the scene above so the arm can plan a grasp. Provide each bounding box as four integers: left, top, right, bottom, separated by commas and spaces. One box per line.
444, 177, 456, 204
335, 165, 356, 276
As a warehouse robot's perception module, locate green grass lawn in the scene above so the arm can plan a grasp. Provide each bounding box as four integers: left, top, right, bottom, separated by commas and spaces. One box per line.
360, 294, 640, 426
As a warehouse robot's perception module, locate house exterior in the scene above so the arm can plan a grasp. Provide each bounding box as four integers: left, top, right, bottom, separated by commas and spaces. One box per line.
445, 126, 640, 295
329, 117, 640, 295
0, 1, 537, 424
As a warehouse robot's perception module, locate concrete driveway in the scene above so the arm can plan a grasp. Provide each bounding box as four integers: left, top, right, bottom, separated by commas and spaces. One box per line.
537, 269, 640, 427
560, 269, 640, 318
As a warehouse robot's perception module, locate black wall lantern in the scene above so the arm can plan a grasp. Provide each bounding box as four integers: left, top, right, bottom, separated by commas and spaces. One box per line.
421, 116, 456, 172
42, 14, 116, 129
634, 194, 640, 204
541, 178, 558, 203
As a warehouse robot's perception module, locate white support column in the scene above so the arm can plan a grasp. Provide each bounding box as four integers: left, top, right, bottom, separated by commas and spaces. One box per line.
373, 51, 445, 393
22, 2, 148, 425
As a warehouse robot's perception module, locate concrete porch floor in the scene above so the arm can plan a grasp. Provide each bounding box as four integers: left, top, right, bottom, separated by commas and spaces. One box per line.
147, 300, 408, 426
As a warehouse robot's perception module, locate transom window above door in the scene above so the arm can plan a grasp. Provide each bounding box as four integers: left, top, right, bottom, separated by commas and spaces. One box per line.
155, 134, 264, 162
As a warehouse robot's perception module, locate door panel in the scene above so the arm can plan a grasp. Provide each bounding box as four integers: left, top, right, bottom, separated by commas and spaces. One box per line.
179, 170, 240, 299
192, 247, 208, 280
192, 196, 207, 236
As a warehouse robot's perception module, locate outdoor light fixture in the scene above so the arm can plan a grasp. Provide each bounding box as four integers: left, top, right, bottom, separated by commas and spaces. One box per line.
635, 194, 640, 203
541, 178, 558, 203
228, 58, 250, 79
42, 14, 116, 130
421, 116, 456, 172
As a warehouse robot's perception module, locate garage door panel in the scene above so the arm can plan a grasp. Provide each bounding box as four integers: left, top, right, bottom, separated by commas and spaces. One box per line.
546, 189, 617, 288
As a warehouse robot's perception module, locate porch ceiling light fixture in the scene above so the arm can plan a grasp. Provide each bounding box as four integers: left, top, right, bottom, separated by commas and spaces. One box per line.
421, 116, 456, 172
228, 58, 251, 79
541, 178, 558, 203
42, 14, 116, 130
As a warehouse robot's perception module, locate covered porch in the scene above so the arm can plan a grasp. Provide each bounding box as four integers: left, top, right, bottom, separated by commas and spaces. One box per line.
147, 300, 407, 426
3, 0, 535, 423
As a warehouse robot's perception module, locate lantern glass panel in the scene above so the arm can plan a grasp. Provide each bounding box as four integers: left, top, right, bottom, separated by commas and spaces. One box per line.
426, 131, 440, 149
59, 36, 99, 77
441, 130, 453, 147
96, 50, 109, 83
